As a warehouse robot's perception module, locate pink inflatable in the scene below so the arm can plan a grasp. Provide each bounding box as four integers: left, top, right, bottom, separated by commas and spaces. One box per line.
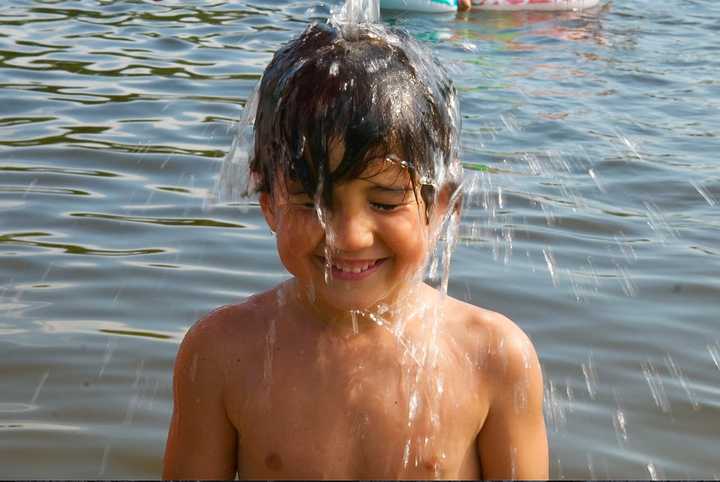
473, 0, 600, 10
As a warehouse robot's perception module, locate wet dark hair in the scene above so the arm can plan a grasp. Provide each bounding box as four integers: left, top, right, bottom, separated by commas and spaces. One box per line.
250, 21, 461, 216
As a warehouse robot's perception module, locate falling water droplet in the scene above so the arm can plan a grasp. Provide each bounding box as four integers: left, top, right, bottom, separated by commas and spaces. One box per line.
543, 247, 559, 287
98, 339, 115, 379
707, 342, 720, 371
565, 378, 574, 413
616, 130, 643, 161
123, 392, 139, 425
641, 361, 671, 413
133, 360, 145, 389
614, 232, 638, 263
112, 286, 124, 306
351, 310, 359, 335
581, 354, 598, 400
30, 370, 50, 405
22, 179, 38, 199
144, 187, 156, 206
588, 168, 606, 193
148, 378, 160, 411
322, 246, 333, 286
544, 379, 566, 432
643, 200, 677, 241
664, 354, 699, 410
556, 457, 565, 480
263, 319, 277, 383
614, 263, 637, 297
567, 269, 585, 303
613, 408, 627, 445
499, 113, 520, 134
611, 388, 627, 447
39, 263, 54, 283
689, 180, 717, 207
98, 443, 111, 475
402, 439, 411, 468
647, 461, 658, 480
586, 452, 596, 480
513, 379, 529, 413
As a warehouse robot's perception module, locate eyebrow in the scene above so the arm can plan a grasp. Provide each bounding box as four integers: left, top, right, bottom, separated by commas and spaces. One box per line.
369, 184, 413, 192
363, 172, 413, 191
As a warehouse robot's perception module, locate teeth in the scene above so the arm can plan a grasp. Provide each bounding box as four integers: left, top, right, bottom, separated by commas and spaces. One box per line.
331, 260, 377, 273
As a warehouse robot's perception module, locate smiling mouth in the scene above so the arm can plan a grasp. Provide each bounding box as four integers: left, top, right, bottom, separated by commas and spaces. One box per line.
316, 256, 388, 280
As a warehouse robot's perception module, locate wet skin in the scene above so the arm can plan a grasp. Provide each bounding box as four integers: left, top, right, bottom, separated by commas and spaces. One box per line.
262, 154, 434, 317
163, 149, 548, 479
163, 282, 547, 479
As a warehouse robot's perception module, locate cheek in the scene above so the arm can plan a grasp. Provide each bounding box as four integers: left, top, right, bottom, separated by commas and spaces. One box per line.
381, 215, 429, 264
274, 208, 323, 267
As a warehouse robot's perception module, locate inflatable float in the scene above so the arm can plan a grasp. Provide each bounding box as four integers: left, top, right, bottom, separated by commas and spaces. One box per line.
380, 0, 600, 12
472, 0, 600, 10
381, 0, 457, 13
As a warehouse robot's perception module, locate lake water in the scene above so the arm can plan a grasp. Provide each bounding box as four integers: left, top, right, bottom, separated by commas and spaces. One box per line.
1, 0, 718, 478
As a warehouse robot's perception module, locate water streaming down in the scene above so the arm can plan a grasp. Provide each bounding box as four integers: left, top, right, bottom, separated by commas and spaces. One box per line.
1, 0, 716, 478
211, 0, 473, 475
208, 0, 675, 475
209, 0, 711, 475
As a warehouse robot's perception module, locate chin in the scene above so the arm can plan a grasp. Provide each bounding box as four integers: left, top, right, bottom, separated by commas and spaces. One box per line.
318, 288, 385, 313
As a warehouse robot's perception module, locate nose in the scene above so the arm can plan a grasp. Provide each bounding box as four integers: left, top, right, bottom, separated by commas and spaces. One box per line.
326, 204, 374, 253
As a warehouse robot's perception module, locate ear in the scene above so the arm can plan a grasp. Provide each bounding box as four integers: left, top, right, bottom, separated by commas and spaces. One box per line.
259, 191, 277, 232
436, 183, 463, 222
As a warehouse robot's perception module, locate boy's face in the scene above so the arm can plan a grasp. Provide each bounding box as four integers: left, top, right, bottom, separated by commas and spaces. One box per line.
260, 142, 440, 314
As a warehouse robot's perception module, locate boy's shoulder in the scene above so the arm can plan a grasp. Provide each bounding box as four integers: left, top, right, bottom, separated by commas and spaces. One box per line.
444, 294, 540, 385
180, 285, 285, 356
445, 294, 531, 343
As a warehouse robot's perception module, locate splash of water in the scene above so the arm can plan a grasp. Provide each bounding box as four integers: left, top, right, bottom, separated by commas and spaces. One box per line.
204, 0, 544, 476
30, 370, 50, 405
335, 0, 380, 24
641, 360, 671, 413
98, 338, 116, 379
543, 378, 567, 432
207, 88, 260, 207
664, 354, 699, 410
98, 443, 111, 476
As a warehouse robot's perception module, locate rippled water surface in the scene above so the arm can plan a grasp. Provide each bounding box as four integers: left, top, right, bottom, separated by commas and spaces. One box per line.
1, 0, 719, 478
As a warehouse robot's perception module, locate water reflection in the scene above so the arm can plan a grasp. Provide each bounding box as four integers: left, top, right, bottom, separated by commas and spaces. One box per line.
0, 232, 167, 256
0, 0, 719, 478
37, 319, 182, 342
450, 6, 609, 48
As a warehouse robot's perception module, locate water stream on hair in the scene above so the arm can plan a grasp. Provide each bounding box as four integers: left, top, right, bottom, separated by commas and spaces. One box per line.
1, 0, 718, 477
210, 0, 709, 477
211, 0, 501, 475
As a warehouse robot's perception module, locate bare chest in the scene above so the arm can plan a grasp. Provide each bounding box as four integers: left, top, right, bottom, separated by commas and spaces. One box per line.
229, 341, 486, 479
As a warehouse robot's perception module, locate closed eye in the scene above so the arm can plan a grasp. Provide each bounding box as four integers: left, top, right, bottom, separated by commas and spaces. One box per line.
371, 202, 401, 212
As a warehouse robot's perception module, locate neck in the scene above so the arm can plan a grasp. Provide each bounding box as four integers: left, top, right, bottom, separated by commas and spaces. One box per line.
285, 278, 444, 337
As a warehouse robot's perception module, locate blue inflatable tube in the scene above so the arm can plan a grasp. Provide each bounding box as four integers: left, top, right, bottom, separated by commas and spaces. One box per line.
380, 0, 458, 13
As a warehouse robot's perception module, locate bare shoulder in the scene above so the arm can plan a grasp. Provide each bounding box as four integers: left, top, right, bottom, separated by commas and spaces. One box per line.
443, 295, 541, 389
444, 300, 549, 478
164, 286, 286, 479
179, 285, 284, 364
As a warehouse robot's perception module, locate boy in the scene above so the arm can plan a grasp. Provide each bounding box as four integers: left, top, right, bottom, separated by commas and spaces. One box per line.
164, 21, 547, 480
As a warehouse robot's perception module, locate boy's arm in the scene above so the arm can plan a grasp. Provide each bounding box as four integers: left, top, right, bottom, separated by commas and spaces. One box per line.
458, 0, 472, 10
477, 324, 548, 479
163, 318, 238, 479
